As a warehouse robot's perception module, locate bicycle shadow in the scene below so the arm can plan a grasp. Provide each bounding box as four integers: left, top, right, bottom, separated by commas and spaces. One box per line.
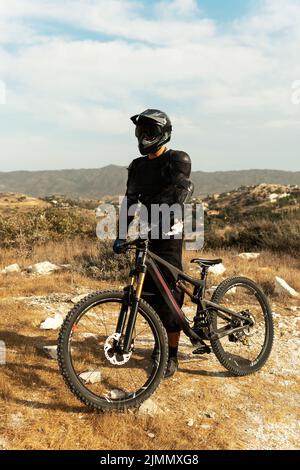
0, 329, 88, 413
178, 366, 232, 378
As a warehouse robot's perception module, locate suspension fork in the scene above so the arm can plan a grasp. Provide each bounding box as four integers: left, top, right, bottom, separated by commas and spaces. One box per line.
123, 249, 148, 353
115, 279, 134, 335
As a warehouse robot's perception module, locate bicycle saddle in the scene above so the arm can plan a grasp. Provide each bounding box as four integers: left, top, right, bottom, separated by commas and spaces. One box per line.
190, 258, 223, 267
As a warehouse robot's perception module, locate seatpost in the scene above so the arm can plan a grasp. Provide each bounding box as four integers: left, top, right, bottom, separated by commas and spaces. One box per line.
201, 266, 209, 290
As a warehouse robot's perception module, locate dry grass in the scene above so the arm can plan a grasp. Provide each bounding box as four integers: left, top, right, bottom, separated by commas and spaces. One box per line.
0, 241, 299, 450
184, 248, 300, 300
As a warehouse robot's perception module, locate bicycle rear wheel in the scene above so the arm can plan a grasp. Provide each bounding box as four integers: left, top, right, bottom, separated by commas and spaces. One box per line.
57, 290, 168, 411
210, 277, 274, 376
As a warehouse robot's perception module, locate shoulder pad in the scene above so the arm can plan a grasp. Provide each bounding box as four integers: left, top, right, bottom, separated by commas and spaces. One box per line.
170, 150, 191, 164
127, 157, 144, 171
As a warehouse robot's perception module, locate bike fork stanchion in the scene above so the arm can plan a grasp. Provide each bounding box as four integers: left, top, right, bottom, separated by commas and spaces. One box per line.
123, 268, 147, 353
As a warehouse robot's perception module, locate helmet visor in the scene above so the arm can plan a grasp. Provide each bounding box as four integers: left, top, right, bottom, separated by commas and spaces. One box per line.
135, 122, 162, 142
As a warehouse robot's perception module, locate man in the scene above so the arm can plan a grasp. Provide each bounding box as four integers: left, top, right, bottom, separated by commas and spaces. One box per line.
113, 109, 194, 378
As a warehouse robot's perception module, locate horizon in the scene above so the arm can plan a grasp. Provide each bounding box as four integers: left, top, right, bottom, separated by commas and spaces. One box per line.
0, 165, 299, 174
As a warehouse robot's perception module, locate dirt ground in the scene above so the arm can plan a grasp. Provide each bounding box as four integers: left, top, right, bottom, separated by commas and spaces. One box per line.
0, 251, 299, 450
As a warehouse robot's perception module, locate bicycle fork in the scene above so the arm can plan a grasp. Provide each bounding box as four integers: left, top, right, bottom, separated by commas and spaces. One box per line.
116, 251, 148, 354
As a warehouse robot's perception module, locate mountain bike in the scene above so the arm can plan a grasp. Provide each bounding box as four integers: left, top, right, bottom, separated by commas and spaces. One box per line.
58, 238, 274, 411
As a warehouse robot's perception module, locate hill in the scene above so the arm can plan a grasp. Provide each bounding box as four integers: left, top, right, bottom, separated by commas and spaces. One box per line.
201, 183, 300, 254
0, 166, 299, 198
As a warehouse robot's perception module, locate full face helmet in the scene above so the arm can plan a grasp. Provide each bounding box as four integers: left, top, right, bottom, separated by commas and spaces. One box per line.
130, 109, 172, 156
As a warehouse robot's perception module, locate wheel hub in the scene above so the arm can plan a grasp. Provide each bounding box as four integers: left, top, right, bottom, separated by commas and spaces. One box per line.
104, 333, 133, 366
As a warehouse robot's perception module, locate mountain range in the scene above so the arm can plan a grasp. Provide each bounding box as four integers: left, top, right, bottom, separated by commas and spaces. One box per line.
0, 166, 299, 198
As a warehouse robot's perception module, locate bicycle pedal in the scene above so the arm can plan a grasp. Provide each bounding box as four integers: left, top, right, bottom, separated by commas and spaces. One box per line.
192, 344, 211, 355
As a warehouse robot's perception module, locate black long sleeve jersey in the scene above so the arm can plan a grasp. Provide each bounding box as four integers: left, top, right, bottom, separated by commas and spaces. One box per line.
120, 149, 193, 236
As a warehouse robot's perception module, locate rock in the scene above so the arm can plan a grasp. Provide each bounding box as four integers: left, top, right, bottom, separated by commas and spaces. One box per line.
71, 294, 88, 304
109, 389, 126, 400
40, 313, 63, 330
203, 411, 216, 419
60, 264, 72, 270
182, 306, 194, 315
139, 398, 164, 416
9, 412, 24, 429
238, 253, 261, 260
79, 371, 102, 384
200, 424, 211, 430
209, 264, 226, 276
187, 419, 194, 427
274, 277, 299, 298
207, 286, 218, 295
269, 193, 279, 203
222, 383, 241, 397
147, 433, 155, 439
0, 437, 7, 450
288, 306, 300, 312
43, 345, 57, 360
1, 263, 21, 274
28, 261, 61, 275
180, 388, 195, 397
79, 333, 98, 340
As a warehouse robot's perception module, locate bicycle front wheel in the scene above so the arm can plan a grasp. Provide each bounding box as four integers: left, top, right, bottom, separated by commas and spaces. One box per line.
57, 290, 168, 411
210, 277, 274, 376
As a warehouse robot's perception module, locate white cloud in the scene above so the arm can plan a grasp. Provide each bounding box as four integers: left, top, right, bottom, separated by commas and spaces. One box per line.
0, 0, 299, 170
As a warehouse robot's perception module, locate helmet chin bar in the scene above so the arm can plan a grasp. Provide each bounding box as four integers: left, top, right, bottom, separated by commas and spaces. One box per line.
138, 133, 171, 156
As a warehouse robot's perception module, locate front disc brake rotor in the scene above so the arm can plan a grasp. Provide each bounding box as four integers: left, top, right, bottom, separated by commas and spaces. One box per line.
104, 333, 133, 366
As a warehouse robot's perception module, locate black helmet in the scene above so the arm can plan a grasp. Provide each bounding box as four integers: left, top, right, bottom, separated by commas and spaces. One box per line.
130, 109, 172, 156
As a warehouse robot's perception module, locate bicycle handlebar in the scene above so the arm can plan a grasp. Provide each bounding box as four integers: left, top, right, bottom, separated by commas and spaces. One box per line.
122, 237, 148, 251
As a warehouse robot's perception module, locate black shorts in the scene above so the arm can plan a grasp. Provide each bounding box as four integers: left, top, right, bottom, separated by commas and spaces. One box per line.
142, 238, 184, 333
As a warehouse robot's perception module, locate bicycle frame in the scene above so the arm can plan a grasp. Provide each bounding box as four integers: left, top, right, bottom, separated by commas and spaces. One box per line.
120, 241, 254, 353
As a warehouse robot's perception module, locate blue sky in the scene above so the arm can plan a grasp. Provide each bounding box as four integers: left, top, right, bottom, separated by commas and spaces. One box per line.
0, 0, 299, 172
197, 0, 252, 21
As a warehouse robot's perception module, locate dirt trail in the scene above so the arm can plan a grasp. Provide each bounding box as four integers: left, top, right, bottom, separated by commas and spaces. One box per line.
0, 292, 299, 450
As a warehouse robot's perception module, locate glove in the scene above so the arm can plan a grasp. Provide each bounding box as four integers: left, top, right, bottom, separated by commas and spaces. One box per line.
113, 239, 126, 254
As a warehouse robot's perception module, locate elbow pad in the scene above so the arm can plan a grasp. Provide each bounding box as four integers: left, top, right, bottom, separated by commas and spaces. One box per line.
176, 179, 194, 204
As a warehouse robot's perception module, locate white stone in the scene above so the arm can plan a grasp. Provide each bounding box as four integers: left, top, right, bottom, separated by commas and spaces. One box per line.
1, 263, 21, 274
203, 411, 216, 419
208, 263, 226, 276
79, 333, 98, 340
182, 306, 195, 315
71, 294, 88, 304
207, 286, 218, 295
187, 419, 194, 427
0, 437, 7, 449
79, 371, 102, 384
43, 345, 57, 360
279, 192, 290, 199
147, 433, 155, 439
139, 398, 163, 416
289, 306, 300, 312
272, 311, 281, 319
238, 253, 261, 260
109, 389, 126, 400
9, 412, 24, 429
275, 277, 299, 298
269, 193, 279, 203
40, 313, 63, 330
200, 424, 211, 430
222, 383, 241, 397
28, 261, 61, 275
